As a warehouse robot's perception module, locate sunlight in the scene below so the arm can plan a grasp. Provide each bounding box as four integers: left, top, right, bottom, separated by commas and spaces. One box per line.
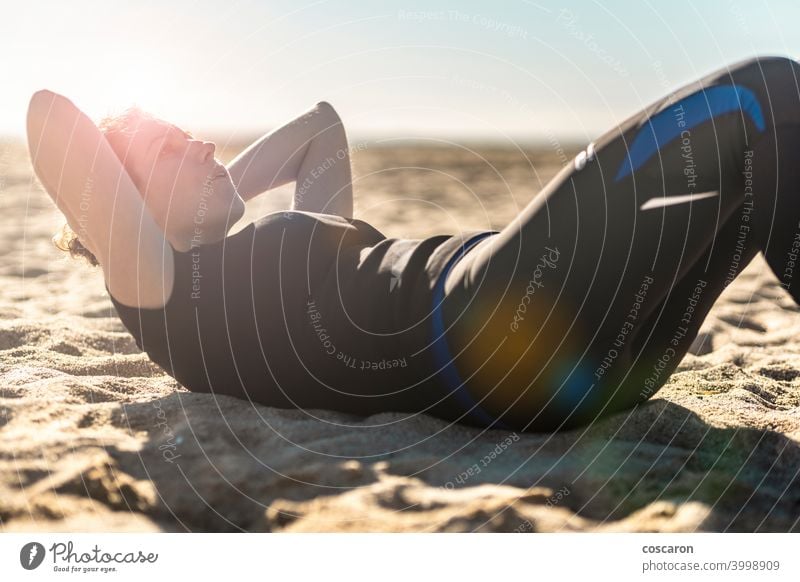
94, 54, 176, 116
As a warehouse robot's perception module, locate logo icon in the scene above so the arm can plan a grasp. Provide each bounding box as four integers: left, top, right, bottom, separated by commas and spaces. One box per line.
639, 189, 718, 211
20, 542, 46, 570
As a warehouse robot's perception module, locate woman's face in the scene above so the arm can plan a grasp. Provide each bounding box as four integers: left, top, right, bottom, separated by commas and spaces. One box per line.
122, 119, 245, 249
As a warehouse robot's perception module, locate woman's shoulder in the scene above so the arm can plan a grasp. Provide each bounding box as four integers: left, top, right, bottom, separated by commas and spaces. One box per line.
105, 245, 176, 313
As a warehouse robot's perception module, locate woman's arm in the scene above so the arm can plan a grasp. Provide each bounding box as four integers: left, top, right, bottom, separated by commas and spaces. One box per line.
26, 90, 172, 308
225, 101, 354, 218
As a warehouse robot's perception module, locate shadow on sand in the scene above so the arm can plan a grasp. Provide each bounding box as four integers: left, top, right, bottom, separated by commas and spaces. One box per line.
96, 392, 800, 532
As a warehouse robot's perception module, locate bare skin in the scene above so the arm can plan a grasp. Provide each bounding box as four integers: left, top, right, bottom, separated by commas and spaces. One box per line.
26, 91, 354, 309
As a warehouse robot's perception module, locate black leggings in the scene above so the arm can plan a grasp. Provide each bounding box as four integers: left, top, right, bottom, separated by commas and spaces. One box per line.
433, 55, 800, 432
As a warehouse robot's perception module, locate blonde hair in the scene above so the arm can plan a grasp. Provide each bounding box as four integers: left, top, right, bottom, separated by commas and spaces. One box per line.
53, 223, 99, 266
53, 105, 163, 266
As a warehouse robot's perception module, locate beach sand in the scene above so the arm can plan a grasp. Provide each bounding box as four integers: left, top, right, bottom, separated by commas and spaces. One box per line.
1, 138, 799, 532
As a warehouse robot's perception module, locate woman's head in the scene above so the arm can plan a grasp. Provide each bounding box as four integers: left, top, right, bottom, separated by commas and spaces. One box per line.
56, 106, 245, 263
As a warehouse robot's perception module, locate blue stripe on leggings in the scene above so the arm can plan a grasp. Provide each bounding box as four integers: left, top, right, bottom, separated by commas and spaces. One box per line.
430, 231, 514, 430
615, 84, 766, 182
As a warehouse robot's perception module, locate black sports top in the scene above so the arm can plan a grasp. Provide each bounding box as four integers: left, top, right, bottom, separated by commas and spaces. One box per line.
108, 210, 496, 420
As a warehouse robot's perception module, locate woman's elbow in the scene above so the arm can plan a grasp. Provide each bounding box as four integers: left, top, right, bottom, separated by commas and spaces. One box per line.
27, 90, 75, 135
315, 100, 341, 122
28, 89, 69, 116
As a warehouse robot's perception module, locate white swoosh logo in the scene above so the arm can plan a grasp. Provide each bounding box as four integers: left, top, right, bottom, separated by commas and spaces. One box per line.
640, 190, 718, 211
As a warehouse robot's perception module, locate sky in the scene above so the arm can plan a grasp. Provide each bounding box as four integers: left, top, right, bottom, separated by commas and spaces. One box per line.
2, 0, 800, 144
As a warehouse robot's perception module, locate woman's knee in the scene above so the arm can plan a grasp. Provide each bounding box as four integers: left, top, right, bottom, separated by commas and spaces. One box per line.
728, 54, 799, 81
734, 56, 800, 128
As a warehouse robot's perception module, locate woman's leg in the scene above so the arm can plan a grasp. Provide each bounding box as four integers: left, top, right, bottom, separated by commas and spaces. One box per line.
435, 55, 800, 432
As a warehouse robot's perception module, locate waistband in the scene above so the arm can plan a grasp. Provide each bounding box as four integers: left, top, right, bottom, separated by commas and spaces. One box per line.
429, 231, 513, 430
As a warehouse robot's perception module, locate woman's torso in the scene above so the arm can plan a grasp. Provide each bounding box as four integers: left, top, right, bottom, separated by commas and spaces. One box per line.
108, 210, 494, 417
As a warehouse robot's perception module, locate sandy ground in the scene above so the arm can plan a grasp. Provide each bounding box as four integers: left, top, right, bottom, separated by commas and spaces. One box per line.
1, 137, 799, 532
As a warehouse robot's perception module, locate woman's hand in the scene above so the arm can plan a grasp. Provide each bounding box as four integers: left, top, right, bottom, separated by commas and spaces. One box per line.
225, 101, 354, 218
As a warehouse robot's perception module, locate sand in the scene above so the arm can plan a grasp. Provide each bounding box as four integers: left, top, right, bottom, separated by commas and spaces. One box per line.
1, 138, 799, 532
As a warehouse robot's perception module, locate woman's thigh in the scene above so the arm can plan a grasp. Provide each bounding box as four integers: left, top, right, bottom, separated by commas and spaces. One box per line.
439, 55, 800, 431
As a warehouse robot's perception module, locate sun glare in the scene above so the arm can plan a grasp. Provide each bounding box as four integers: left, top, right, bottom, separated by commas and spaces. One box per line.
96, 56, 174, 115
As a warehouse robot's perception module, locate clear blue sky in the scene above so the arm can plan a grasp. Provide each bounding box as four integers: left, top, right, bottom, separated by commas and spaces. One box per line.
2, 0, 800, 143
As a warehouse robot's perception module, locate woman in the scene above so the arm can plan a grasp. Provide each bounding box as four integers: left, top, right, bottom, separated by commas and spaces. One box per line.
27, 55, 800, 433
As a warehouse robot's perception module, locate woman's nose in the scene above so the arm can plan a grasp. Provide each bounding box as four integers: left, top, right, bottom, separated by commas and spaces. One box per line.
197, 140, 215, 164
